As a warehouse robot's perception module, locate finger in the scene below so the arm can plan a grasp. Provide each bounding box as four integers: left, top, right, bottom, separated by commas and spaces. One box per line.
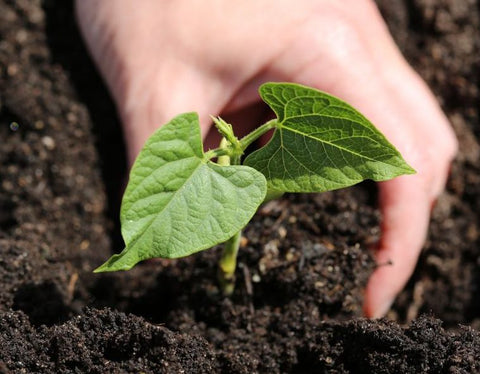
75, 1, 231, 166
119, 68, 227, 166
363, 175, 431, 318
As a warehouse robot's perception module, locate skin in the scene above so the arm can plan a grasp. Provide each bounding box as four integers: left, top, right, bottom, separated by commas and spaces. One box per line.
76, 0, 457, 317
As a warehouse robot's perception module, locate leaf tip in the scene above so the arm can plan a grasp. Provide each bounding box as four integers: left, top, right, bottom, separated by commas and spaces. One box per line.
93, 262, 110, 273
398, 158, 417, 176
406, 165, 417, 175
93, 252, 136, 273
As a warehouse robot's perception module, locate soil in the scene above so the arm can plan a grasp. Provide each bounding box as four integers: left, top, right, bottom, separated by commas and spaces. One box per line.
0, 0, 479, 373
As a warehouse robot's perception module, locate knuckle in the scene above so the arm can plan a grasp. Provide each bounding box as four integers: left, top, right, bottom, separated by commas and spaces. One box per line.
443, 131, 459, 161
302, 4, 366, 56
416, 139, 455, 198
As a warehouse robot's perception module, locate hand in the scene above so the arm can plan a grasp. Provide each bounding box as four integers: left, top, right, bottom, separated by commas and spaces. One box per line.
76, 0, 457, 317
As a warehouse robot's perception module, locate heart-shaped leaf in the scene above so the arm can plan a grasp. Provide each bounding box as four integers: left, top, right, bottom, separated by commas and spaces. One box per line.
95, 113, 266, 272
244, 82, 415, 192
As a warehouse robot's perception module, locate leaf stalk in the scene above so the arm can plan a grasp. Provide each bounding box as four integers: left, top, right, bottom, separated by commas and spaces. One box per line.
217, 136, 243, 295
239, 119, 278, 150
218, 230, 241, 296
205, 118, 278, 161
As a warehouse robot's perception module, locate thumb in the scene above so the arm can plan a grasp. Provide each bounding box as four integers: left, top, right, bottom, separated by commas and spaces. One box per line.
118, 67, 220, 166
75, 0, 226, 166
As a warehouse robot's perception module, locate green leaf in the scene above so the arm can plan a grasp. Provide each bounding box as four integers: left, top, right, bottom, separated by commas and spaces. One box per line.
244, 82, 415, 192
95, 112, 267, 272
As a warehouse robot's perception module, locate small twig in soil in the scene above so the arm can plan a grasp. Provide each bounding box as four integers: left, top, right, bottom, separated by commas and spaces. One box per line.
240, 262, 255, 316
67, 272, 78, 301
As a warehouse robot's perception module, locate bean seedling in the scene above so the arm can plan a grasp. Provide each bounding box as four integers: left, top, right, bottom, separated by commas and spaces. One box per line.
95, 82, 415, 294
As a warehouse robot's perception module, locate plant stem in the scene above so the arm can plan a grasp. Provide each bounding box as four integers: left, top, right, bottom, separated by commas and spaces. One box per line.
216, 137, 243, 295
216, 137, 231, 166
205, 119, 278, 161
204, 147, 230, 161
218, 230, 241, 296
214, 119, 278, 295
239, 119, 278, 150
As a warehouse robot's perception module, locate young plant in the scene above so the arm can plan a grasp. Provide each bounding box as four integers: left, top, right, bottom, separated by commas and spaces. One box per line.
94, 82, 415, 294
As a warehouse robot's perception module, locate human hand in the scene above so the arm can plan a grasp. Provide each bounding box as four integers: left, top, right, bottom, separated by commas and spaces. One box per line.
75, 0, 457, 317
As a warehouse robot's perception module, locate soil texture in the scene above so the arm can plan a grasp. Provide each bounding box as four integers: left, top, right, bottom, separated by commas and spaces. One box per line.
0, 0, 479, 373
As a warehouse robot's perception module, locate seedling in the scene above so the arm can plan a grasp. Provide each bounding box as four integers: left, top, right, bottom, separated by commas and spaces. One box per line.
94, 82, 415, 294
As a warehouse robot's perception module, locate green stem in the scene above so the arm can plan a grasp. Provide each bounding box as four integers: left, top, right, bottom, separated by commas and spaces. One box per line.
213, 119, 278, 295
218, 230, 241, 296
205, 119, 276, 161
216, 138, 231, 166
204, 147, 230, 160
239, 119, 278, 151
216, 137, 242, 295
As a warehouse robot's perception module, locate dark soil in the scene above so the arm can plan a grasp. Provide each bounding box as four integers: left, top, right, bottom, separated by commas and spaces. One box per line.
0, 0, 479, 373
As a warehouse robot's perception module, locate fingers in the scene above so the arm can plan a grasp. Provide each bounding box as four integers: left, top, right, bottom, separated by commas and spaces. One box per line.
261, 1, 458, 317
360, 65, 456, 318
76, 0, 230, 166
364, 126, 455, 317
119, 67, 220, 165
361, 73, 456, 317
364, 176, 431, 318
